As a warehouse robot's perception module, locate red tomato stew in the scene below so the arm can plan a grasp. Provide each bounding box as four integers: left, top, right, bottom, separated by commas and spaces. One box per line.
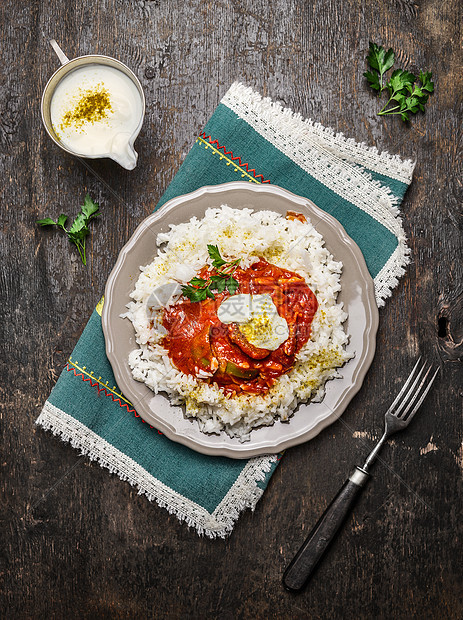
162, 259, 318, 395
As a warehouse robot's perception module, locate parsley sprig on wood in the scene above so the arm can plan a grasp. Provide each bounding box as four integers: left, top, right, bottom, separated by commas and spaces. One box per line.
37, 194, 100, 265
181, 245, 240, 302
364, 42, 434, 121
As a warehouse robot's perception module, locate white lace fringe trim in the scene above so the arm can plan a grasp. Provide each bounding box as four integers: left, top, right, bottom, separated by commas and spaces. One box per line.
36, 401, 277, 539
222, 82, 415, 183
221, 82, 414, 306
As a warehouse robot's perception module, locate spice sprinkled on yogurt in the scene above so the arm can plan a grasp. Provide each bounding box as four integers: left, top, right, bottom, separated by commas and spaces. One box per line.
59, 83, 113, 131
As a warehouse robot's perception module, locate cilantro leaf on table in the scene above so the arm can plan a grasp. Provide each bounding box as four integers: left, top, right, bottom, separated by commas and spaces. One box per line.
36, 217, 58, 227
36, 193, 100, 265
364, 42, 395, 93
56, 214, 68, 229
81, 193, 100, 219
364, 70, 382, 93
419, 70, 435, 93
387, 69, 416, 96
364, 42, 434, 121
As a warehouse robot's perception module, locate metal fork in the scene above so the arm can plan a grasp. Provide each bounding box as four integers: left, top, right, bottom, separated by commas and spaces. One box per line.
283, 358, 439, 593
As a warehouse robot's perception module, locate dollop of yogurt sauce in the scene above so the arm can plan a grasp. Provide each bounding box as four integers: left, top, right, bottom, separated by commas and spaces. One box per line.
50, 64, 143, 170
217, 293, 289, 351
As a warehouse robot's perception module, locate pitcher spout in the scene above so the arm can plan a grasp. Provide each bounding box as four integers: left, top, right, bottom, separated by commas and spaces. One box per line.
109, 133, 138, 170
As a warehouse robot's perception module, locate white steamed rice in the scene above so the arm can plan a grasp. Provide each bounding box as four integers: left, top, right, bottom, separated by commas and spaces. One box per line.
125, 205, 351, 441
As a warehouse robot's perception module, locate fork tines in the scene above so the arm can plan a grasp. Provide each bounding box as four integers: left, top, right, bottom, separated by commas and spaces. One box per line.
389, 358, 439, 422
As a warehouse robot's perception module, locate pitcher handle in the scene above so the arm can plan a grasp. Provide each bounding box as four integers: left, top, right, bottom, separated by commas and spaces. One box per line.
49, 40, 70, 66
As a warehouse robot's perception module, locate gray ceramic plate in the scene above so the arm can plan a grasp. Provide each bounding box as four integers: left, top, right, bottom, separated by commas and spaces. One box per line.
102, 182, 379, 459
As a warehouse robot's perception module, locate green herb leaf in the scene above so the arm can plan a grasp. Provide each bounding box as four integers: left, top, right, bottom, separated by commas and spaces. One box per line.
365, 42, 383, 72
36, 193, 100, 265
205, 288, 216, 299
36, 217, 57, 227
364, 70, 381, 92
366, 42, 394, 74
365, 43, 434, 122
193, 289, 208, 302
68, 213, 87, 236
182, 247, 241, 302
419, 70, 434, 93
56, 214, 68, 230
181, 285, 208, 302
189, 277, 207, 286
387, 69, 415, 96
207, 244, 227, 269
364, 42, 395, 93
382, 48, 395, 73
405, 96, 420, 113
209, 275, 227, 293
225, 277, 239, 295
81, 194, 100, 220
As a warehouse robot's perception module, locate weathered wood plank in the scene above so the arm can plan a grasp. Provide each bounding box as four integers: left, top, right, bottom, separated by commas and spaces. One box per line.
1, 0, 462, 618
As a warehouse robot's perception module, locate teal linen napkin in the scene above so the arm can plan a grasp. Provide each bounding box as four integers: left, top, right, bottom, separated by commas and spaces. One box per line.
36, 82, 415, 538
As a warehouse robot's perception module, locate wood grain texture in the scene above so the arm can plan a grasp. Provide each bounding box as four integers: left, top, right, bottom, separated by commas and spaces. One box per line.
1, 0, 462, 618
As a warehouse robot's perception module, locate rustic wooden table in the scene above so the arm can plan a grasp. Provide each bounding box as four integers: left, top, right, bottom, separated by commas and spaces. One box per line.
2, 1, 462, 618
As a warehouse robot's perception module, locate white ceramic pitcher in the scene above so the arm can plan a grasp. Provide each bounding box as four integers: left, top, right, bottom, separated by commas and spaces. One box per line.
41, 40, 145, 170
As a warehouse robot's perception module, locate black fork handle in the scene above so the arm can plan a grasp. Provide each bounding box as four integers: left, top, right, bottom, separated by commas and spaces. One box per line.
283, 467, 369, 592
